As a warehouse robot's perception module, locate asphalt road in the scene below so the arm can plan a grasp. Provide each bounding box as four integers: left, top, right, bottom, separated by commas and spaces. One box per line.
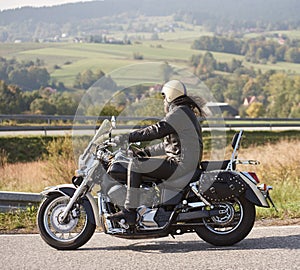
0, 225, 299, 270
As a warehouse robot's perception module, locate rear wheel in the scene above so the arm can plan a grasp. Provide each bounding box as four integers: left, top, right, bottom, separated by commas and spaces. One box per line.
37, 193, 96, 250
195, 196, 255, 246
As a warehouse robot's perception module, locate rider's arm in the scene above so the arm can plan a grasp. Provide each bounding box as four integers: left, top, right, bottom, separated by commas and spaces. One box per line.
128, 120, 175, 143
146, 142, 165, 156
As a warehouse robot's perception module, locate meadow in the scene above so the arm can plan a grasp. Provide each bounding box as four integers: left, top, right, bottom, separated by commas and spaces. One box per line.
3, 26, 300, 89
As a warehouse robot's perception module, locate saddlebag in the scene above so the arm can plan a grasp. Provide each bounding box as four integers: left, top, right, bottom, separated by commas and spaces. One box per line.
198, 170, 246, 202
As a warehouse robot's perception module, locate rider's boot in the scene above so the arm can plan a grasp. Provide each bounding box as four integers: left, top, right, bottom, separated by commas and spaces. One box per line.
107, 187, 138, 225
107, 208, 137, 225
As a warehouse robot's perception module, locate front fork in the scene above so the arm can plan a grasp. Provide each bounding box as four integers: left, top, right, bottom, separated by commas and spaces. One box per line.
58, 184, 89, 223
59, 160, 100, 223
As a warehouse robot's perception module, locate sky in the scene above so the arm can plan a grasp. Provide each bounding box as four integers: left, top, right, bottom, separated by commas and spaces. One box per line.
0, 0, 98, 11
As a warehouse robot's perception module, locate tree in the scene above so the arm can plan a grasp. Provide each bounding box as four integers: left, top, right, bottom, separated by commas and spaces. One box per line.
0, 80, 25, 113
50, 93, 78, 115
264, 73, 294, 117
284, 48, 300, 63
30, 98, 56, 115
195, 51, 216, 77
28, 67, 50, 89
74, 69, 106, 89
161, 62, 173, 82
246, 102, 265, 118
223, 78, 246, 109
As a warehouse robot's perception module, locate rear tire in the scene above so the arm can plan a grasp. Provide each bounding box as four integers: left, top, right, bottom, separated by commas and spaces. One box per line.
37, 193, 96, 250
195, 196, 255, 246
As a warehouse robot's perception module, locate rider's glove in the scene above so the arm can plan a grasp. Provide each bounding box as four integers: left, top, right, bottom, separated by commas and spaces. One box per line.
135, 148, 151, 158
113, 134, 129, 146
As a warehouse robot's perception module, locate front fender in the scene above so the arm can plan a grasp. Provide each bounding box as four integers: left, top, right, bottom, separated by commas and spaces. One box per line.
41, 184, 100, 226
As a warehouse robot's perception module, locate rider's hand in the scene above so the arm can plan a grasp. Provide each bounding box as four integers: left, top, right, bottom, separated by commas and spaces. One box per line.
134, 148, 151, 158
113, 134, 129, 146
130, 145, 151, 159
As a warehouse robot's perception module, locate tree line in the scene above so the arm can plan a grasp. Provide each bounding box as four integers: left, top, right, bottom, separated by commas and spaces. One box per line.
192, 36, 300, 64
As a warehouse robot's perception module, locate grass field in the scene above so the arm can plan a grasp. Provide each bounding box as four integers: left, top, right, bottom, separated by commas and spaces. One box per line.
2, 27, 300, 88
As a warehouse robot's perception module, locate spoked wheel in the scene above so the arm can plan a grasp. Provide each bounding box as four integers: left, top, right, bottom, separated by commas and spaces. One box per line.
195, 196, 255, 246
37, 194, 96, 250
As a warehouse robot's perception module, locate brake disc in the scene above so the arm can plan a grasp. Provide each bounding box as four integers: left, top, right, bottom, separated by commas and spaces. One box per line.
50, 204, 79, 233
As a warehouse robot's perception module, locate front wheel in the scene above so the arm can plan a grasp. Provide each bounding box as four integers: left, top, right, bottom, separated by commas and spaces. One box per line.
37, 193, 96, 250
195, 196, 255, 246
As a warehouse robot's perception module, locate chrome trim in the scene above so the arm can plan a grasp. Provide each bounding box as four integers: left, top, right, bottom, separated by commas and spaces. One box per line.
190, 182, 211, 206
140, 208, 159, 228
187, 202, 206, 208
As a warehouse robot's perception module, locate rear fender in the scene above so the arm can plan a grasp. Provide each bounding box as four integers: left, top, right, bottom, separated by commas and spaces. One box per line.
238, 173, 269, 207
41, 184, 100, 226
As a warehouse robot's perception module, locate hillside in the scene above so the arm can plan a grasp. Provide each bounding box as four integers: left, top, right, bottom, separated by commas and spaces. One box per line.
0, 0, 300, 42
0, 0, 299, 23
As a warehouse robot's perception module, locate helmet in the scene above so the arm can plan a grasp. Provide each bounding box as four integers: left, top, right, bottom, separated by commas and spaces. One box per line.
161, 80, 187, 103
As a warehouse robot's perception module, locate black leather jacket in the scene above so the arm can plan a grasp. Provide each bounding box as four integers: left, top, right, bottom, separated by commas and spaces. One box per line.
128, 101, 203, 167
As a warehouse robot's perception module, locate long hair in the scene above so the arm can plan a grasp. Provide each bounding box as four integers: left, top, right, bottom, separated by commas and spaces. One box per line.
172, 95, 208, 118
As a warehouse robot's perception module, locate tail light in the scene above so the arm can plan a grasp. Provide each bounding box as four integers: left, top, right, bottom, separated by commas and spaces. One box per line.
244, 172, 260, 184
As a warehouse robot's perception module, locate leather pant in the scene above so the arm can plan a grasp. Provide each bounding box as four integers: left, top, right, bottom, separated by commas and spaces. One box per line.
124, 157, 178, 209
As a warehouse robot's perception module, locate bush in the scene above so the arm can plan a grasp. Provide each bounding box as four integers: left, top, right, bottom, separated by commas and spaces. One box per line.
44, 136, 76, 183
0, 136, 55, 163
133, 52, 144, 60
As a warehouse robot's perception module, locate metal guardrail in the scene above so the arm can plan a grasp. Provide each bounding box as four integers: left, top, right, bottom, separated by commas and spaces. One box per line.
1, 114, 300, 134
1, 114, 300, 123
0, 191, 42, 212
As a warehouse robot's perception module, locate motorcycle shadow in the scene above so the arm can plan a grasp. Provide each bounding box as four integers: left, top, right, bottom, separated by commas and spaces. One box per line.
80, 234, 299, 253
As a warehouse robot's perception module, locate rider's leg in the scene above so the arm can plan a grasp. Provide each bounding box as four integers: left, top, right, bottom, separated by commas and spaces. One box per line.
108, 158, 179, 225
107, 160, 140, 225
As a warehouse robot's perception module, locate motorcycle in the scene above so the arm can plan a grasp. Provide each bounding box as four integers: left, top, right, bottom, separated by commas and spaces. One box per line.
37, 117, 275, 250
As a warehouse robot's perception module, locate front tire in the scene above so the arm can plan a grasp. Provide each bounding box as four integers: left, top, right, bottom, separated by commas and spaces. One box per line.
37, 193, 96, 250
195, 196, 255, 246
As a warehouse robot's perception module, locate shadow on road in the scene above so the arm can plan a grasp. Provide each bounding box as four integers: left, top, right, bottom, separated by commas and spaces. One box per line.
80, 234, 300, 253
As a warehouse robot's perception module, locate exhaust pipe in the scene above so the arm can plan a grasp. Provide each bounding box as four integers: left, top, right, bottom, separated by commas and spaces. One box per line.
176, 209, 220, 222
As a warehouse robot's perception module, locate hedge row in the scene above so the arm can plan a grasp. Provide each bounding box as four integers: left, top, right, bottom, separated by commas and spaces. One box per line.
0, 136, 56, 163
0, 130, 299, 163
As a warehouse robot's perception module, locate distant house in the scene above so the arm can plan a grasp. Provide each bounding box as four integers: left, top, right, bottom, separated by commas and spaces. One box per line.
243, 96, 256, 106
206, 102, 239, 117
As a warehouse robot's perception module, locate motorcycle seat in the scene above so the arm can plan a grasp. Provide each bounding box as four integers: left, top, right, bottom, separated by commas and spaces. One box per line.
200, 160, 236, 171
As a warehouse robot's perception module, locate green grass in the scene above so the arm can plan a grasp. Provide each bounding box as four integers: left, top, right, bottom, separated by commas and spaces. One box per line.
0, 206, 38, 233
3, 36, 300, 88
